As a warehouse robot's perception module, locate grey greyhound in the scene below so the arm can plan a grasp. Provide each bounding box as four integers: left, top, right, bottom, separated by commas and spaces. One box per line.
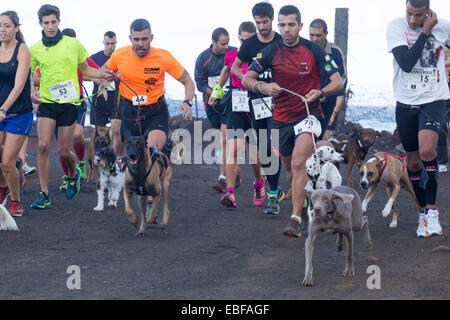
302, 185, 373, 287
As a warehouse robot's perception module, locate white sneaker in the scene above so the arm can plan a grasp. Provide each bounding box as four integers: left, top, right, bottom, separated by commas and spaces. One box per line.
417, 211, 428, 238
425, 209, 443, 237
438, 165, 448, 173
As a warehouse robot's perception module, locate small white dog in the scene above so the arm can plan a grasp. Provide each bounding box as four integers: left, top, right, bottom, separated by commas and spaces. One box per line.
0, 204, 19, 231
93, 147, 125, 211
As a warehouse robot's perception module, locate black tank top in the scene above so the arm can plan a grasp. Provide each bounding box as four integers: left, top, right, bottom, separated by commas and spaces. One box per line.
0, 41, 32, 114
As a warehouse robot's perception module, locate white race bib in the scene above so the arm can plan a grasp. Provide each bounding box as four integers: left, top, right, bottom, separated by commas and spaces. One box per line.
232, 89, 250, 112
106, 81, 116, 92
49, 80, 78, 103
132, 95, 148, 106
208, 76, 230, 92
252, 97, 273, 120
294, 116, 322, 137
407, 67, 438, 92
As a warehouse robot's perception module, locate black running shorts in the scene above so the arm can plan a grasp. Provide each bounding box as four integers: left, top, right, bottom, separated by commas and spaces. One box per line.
37, 103, 78, 127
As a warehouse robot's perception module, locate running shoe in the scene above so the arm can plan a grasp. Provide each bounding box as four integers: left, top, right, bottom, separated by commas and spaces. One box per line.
253, 179, 266, 207
59, 175, 69, 191
31, 192, 51, 210
416, 211, 427, 238
0, 187, 10, 206
221, 191, 237, 208
66, 168, 81, 200
438, 165, 447, 173
425, 209, 443, 237
283, 217, 302, 238
8, 201, 24, 217
213, 178, 227, 193
23, 162, 37, 176
264, 193, 280, 215
77, 161, 88, 179
16, 157, 25, 190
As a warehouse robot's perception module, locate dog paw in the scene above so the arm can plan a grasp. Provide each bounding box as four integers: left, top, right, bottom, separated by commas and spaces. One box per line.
302, 275, 314, 287
382, 208, 391, 218
93, 206, 104, 212
108, 202, 118, 209
389, 221, 398, 229
136, 232, 145, 238
342, 267, 355, 277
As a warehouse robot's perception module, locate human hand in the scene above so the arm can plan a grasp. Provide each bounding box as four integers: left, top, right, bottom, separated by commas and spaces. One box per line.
179, 103, 193, 120
422, 9, 438, 35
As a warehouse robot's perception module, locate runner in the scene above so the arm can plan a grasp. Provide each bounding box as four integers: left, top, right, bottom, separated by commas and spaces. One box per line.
309, 18, 347, 139
387, 0, 450, 238
195, 28, 236, 193
89, 31, 123, 160
231, 2, 285, 213
102, 18, 194, 149
208, 22, 258, 208
0, 11, 33, 217
30, 4, 115, 209
243, 5, 344, 237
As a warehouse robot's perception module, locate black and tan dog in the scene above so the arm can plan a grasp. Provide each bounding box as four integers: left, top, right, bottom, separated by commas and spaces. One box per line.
123, 136, 172, 238
87, 130, 111, 183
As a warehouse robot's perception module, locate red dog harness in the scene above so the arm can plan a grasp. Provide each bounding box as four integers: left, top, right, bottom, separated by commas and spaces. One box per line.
369, 153, 407, 180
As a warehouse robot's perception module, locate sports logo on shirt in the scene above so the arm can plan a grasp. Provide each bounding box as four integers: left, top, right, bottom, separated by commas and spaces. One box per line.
257, 52, 263, 59
145, 78, 158, 86
331, 60, 338, 69
299, 62, 310, 75
144, 68, 160, 74
325, 55, 331, 62
325, 64, 332, 72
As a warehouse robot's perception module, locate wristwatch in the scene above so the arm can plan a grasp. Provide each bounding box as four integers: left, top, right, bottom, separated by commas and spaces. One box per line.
183, 100, 193, 107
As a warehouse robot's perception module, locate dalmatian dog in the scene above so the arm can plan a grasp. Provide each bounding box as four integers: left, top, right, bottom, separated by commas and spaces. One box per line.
306, 146, 345, 190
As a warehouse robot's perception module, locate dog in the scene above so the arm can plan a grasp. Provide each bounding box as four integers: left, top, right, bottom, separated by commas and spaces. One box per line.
302, 185, 373, 287
330, 128, 381, 187
87, 130, 111, 183
123, 137, 173, 238
0, 205, 19, 231
93, 147, 125, 212
360, 152, 419, 229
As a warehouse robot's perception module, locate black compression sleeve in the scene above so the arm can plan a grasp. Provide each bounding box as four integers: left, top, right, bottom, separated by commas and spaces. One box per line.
392, 33, 429, 73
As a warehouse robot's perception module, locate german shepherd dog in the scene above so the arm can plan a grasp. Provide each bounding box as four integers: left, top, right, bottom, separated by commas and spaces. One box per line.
124, 136, 173, 238
87, 130, 111, 183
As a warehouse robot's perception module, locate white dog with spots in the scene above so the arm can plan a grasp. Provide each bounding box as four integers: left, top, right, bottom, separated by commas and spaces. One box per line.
306, 146, 344, 190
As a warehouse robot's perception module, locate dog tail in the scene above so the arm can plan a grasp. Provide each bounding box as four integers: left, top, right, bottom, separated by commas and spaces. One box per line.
0, 204, 19, 231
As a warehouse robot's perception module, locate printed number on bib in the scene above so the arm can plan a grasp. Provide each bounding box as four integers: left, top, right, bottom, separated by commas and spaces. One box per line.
132, 95, 148, 106
49, 80, 78, 103
407, 67, 438, 92
294, 116, 322, 138
252, 98, 273, 120
232, 90, 250, 112
208, 76, 230, 92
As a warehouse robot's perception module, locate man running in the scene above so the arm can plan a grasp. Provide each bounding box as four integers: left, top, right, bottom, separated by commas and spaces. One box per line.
89, 31, 123, 159
30, 4, 114, 209
195, 28, 236, 193
231, 2, 285, 214
387, 0, 450, 238
243, 5, 344, 237
101, 18, 194, 152
309, 18, 347, 139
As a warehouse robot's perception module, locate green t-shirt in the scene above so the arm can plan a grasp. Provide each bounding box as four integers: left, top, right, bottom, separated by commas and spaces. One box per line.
31, 36, 89, 105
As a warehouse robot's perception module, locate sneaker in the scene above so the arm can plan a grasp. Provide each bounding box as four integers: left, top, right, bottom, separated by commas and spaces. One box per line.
16, 157, 25, 191
23, 162, 37, 176
253, 179, 266, 207
31, 192, 51, 209
0, 187, 10, 206
416, 211, 428, 238
276, 188, 286, 204
66, 168, 81, 200
221, 191, 237, 208
77, 161, 88, 179
213, 178, 227, 193
8, 201, 24, 217
59, 176, 69, 191
438, 165, 447, 173
264, 193, 280, 215
425, 209, 443, 237
283, 217, 302, 238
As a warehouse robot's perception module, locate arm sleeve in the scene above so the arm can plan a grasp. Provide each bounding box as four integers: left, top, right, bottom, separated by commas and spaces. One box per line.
76, 40, 90, 65
194, 53, 209, 94
247, 46, 273, 75
106, 52, 118, 72
313, 46, 339, 79
391, 33, 428, 73
86, 57, 99, 69
237, 39, 250, 63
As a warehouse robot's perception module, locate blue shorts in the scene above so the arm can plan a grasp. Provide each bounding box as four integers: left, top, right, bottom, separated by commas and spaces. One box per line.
0, 113, 33, 135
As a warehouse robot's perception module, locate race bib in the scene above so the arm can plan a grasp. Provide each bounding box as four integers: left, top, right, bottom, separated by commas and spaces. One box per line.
252, 97, 273, 120
407, 67, 438, 92
106, 81, 116, 92
208, 76, 230, 92
49, 80, 78, 103
132, 95, 148, 106
294, 116, 322, 138
232, 89, 250, 112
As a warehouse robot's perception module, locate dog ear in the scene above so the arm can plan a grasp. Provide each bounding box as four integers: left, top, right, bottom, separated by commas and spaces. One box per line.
331, 191, 354, 204
305, 184, 314, 195
376, 159, 386, 171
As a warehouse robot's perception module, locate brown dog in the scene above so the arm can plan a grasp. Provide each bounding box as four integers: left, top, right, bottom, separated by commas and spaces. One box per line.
87, 130, 111, 183
123, 137, 173, 238
359, 152, 419, 228
330, 128, 381, 187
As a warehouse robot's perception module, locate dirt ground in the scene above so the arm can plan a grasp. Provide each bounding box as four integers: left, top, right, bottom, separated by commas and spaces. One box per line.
0, 131, 449, 300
